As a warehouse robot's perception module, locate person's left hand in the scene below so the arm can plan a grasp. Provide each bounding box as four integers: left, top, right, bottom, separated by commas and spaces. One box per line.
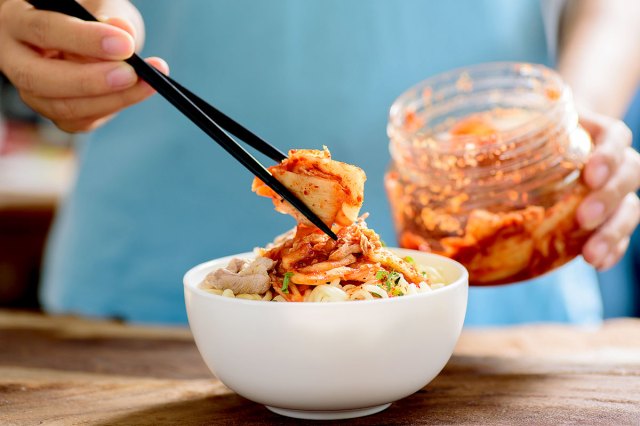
577, 109, 640, 270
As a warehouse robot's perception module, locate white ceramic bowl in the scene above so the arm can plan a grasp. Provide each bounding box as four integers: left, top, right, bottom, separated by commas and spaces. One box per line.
184, 248, 468, 420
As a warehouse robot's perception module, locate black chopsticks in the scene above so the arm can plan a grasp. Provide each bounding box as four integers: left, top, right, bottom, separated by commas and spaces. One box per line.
26, 0, 337, 240
163, 75, 287, 163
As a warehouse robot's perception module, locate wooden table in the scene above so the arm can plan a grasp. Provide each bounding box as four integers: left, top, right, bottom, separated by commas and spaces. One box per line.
1, 310, 639, 425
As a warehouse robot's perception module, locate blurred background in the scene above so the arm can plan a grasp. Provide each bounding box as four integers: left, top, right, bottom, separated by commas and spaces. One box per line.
0, 71, 638, 318
0, 74, 75, 310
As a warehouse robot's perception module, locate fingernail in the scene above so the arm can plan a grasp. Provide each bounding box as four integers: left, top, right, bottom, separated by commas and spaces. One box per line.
102, 36, 132, 56
106, 65, 136, 88
581, 200, 605, 229
590, 241, 608, 261
590, 163, 610, 188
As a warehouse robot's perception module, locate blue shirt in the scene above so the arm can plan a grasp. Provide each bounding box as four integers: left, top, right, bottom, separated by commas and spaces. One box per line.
41, 0, 602, 325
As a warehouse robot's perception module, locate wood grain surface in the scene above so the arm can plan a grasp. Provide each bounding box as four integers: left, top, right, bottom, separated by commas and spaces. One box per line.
1, 310, 639, 425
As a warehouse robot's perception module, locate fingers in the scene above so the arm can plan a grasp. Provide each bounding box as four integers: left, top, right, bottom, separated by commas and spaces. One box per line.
577, 147, 640, 230
0, 0, 153, 132
3, 41, 138, 97
577, 110, 640, 270
582, 117, 633, 190
23, 79, 153, 125
4, 0, 135, 60
583, 193, 640, 270
20, 57, 168, 133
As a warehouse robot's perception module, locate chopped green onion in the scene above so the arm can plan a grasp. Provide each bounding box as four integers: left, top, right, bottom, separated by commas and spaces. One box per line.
380, 240, 387, 247
385, 271, 401, 290
404, 256, 415, 264
281, 272, 294, 294
375, 270, 388, 280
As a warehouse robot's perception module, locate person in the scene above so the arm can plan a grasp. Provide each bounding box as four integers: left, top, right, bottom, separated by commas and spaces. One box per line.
0, 0, 638, 324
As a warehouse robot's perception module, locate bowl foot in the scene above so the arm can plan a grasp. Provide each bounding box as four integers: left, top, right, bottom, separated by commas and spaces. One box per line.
265, 403, 391, 420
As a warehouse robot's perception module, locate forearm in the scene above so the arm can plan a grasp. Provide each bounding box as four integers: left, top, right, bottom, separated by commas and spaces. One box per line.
558, 0, 640, 118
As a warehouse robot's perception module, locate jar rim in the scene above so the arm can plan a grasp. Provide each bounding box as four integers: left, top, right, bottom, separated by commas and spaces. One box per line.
388, 62, 572, 155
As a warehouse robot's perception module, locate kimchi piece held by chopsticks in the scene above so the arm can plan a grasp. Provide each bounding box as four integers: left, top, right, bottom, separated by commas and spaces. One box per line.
252, 147, 366, 227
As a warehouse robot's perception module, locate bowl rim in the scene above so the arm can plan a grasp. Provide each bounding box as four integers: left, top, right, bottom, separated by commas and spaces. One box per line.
184, 248, 468, 308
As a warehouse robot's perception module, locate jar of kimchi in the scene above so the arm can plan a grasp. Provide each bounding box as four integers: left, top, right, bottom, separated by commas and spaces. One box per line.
385, 62, 593, 285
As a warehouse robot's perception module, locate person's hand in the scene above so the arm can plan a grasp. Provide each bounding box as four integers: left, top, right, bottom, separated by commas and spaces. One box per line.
0, 0, 169, 132
577, 109, 640, 270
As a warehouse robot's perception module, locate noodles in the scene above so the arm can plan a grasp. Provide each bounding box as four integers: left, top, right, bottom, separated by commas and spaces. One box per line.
361, 284, 389, 299
203, 288, 274, 301
199, 148, 450, 302
203, 277, 438, 302
307, 285, 349, 302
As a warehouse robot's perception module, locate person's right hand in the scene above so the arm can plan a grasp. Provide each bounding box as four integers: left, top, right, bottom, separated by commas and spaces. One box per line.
0, 0, 169, 132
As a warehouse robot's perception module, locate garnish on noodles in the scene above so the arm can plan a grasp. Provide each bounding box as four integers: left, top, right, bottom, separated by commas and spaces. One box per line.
200, 147, 448, 302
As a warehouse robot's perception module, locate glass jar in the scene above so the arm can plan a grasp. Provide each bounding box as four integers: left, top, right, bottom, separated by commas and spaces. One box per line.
385, 62, 593, 286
